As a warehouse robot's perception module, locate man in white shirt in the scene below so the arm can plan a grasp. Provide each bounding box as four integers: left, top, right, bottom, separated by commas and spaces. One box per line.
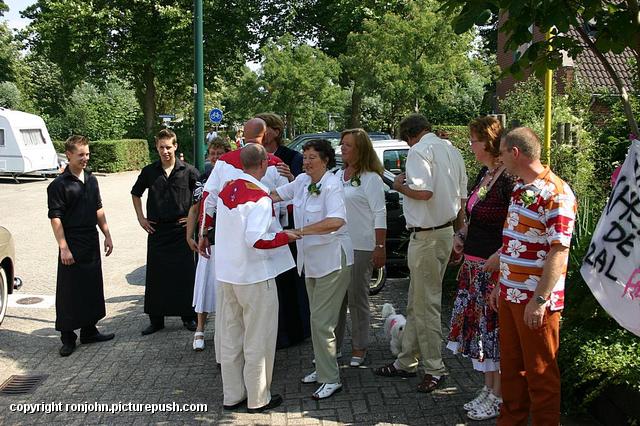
197, 118, 288, 365
206, 126, 218, 143
374, 114, 467, 393
215, 144, 298, 413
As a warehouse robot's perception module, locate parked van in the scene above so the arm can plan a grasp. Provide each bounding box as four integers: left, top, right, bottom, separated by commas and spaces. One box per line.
0, 108, 59, 178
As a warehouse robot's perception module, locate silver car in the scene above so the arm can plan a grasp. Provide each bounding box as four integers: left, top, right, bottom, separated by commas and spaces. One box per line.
0, 226, 22, 325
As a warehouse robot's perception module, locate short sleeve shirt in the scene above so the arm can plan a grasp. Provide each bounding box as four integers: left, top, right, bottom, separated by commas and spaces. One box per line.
131, 159, 199, 221
47, 168, 102, 231
499, 167, 577, 310
403, 133, 467, 228
276, 171, 354, 278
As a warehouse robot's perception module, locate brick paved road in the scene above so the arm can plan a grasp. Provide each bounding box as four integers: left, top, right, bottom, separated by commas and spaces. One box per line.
0, 172, 597, 425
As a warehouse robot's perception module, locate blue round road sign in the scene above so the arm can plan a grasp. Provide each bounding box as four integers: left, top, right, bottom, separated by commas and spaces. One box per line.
209, 108, 223, 123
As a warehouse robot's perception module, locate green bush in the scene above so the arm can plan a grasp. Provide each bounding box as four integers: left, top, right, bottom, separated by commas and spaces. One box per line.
560, 324, 640, 410
434, 124, 482, 189
52, 140, 64, 153
89, 139, 150, 173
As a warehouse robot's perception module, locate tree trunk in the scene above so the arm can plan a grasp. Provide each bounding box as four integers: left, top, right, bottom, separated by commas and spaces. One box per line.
575, 25, 639, 136
286, 113, 294, 138
350, 82, 362, 128
142, 65, 157, 137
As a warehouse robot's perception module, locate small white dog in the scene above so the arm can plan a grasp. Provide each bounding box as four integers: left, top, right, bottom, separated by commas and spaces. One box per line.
382, 303, 406, 356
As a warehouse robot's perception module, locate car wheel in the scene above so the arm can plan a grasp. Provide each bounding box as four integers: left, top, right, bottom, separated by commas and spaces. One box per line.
369, 266, 387, 296
0, 266, 8, 326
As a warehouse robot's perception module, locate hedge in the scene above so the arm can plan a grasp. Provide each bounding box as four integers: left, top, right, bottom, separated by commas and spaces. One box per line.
53, 139, 150, 173
433, 125, 482, 190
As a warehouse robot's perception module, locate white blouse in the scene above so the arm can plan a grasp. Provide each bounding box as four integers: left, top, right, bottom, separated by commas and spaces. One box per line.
276, 171, 354, 278
335, 169, 386, 251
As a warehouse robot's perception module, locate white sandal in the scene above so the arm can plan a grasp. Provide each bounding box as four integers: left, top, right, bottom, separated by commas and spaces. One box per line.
301, 370, 318, 384
312, 382, 342, 400
193, 331, 205, 351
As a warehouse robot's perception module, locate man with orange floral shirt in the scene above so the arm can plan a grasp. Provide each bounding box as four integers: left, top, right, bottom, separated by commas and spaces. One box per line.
487, 127, 576, 425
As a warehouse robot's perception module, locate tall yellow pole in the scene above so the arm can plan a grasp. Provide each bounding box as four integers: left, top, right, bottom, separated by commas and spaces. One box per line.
544, 30, 553, 166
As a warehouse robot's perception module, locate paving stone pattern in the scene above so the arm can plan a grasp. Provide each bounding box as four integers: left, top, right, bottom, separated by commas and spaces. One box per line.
0, 172, 597, 425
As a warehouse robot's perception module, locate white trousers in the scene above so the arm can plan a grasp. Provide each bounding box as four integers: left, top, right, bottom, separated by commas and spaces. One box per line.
220, 279, 278, 409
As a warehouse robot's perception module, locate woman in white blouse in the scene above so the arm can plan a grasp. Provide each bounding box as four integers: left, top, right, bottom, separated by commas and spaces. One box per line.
272, 139, 354, 400
335, 129, 387, 367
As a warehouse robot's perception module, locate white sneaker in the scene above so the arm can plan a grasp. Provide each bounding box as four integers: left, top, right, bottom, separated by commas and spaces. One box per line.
467, 393, 502, 421
192, 332, 205, 351
311, 382, 342, 400
301, 370, 318, 384
463, 385, 490, 411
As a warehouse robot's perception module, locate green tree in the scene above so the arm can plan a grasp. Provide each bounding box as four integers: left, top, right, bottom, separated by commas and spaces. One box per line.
341, 0, 490, 132
0, 22, 22, 83
440, 0, 640, 135
258, 35, 348, 136
22, 0, 261, 136
261, 0, 411, 127
16, 54, 66, 118
0, 81, 21, 108
58, 79, 142, 141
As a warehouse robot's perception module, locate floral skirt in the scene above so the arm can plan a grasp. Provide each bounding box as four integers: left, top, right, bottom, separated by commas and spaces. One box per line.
446, 256, 500, 372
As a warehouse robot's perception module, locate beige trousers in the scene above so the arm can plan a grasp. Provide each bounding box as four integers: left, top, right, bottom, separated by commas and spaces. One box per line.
214, 280, 223, 363
305, 252, 351, 383
397, 227, 453, 376
219, 279, 278, 409
336, 250, 373, 351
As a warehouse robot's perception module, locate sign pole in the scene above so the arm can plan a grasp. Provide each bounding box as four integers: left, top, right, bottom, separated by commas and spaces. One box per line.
194, 0, 205, 172
544, 29, 553, 167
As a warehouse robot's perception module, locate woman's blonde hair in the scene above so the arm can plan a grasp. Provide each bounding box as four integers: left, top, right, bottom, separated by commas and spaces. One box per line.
340, 128, 384, 176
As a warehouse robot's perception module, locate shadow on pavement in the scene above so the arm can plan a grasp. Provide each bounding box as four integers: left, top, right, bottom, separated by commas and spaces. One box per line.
125, 266, 146, 286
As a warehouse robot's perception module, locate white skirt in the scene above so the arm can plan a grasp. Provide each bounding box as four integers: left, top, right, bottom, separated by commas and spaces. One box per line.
192, 252, 217, 314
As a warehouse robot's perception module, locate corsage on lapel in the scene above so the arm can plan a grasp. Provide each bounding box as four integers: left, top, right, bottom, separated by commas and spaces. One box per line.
307, 182, 322, 196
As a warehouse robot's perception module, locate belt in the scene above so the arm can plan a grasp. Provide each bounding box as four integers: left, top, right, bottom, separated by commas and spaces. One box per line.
408, 221, 454, 233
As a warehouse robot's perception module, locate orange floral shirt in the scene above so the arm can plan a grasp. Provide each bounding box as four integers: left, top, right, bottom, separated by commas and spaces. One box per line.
499, 167, 577, 310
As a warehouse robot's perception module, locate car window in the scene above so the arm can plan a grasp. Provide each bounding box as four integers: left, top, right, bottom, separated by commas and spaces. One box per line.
383, 149, 408, 174
0, 129, 4, 147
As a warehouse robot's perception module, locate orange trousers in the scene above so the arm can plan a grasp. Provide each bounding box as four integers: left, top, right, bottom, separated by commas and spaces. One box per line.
498, 298, 561, 426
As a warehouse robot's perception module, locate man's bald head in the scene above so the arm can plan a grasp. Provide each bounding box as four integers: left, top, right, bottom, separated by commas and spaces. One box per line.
240, 143, 268, 180
243, 118, 267, 144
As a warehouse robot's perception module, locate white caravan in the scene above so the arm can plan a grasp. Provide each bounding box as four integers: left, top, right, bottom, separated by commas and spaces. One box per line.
0, 108, 60, 179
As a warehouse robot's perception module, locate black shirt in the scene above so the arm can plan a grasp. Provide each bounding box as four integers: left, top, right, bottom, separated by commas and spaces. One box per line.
47, 167, 103, 230
131, 159, 199, 222
274, 145, 304, 177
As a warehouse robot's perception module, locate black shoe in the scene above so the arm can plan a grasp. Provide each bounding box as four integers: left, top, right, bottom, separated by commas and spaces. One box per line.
223, 398, 247, 411
141, 324, 165, 335
247, 394, 283, 413
59, 343, 76, 357
183, 320, 197, 332
80, 332, 115, 344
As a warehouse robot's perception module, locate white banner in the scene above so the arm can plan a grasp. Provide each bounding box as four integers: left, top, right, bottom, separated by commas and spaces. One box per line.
581, 139, 640, 337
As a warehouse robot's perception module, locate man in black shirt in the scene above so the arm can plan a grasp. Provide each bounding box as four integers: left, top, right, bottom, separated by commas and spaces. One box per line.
47, 135, 115, 357
131, 129, 199, 335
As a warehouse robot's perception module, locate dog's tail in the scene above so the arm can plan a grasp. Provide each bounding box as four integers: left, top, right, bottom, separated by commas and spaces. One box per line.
381, 303, 396, 318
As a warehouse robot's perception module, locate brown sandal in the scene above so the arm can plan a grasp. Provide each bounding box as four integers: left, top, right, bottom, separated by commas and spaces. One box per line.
417, 374, 445, 393
373, 363, 417, 378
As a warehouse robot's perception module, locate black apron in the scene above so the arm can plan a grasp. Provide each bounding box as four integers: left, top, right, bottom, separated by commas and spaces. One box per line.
55, 228, 106, 331
144, 222, 196, 316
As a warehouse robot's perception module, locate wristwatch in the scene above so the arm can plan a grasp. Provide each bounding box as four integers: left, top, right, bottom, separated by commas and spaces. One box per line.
534, 295, 548, 306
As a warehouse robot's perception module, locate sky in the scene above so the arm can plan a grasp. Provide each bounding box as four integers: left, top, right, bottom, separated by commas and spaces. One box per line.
3, 0, 33, 30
